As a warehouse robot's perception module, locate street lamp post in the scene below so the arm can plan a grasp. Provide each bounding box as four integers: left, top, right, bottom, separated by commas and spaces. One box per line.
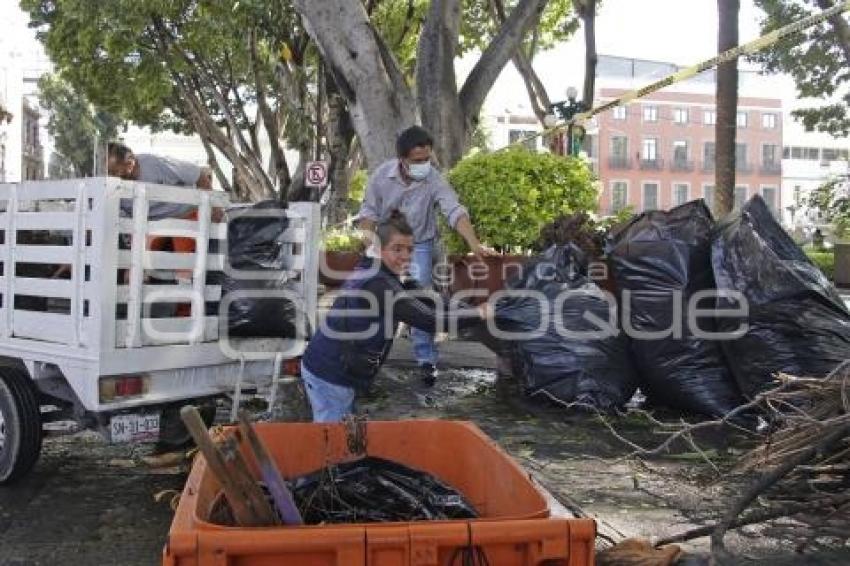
544, 86, 589, 157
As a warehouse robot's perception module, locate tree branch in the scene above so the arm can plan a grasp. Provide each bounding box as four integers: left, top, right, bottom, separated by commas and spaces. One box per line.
578, 0, 598, 108
488, 0, 551, 123
711, 421, 850, 559
459, 0, 549, 121
250, 28, 291, 199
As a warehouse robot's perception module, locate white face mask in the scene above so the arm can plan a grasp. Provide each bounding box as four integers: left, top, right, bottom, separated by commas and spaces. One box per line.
407, 161, 431, 180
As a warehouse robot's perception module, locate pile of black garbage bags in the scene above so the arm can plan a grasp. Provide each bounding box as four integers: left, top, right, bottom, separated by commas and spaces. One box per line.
495, 197, 850, 417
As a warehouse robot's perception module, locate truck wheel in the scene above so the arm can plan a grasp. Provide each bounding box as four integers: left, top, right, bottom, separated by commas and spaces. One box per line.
156, 401, 216, 451
0, 367, 43, 484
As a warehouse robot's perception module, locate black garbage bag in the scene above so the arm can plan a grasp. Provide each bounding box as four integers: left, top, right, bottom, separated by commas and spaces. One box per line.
494, 245, 638, 411
291, 457, 478, 524
222, 200, 298, 338
607, 200, 743, 417
712, 195, 850, 397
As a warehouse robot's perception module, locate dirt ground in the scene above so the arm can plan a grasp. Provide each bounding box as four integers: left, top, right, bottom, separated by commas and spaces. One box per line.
1, 342, 849, 565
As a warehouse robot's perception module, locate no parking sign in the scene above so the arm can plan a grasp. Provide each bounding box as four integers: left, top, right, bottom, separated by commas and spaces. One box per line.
305, 161, 329, 188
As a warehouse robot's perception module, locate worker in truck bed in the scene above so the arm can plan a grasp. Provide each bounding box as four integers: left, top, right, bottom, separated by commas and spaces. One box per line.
301, 211, 493, 423
106, 142, 221, 316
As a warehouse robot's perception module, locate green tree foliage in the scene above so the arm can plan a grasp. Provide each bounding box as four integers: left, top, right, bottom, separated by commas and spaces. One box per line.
460, 0, 578, 57
38, 74, 122, 177
446, 148, 598, 252
808, 177, 850, 238
753, 0, 850, 135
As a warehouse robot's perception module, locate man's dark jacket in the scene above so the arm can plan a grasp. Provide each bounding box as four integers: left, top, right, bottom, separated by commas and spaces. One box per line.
302, 258, 481, 389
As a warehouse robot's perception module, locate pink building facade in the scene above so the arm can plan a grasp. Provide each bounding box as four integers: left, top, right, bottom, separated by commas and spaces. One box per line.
595, 87, 783, 215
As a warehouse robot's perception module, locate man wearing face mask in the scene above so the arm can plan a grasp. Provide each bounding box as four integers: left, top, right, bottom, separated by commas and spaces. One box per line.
358, 125, 495, 387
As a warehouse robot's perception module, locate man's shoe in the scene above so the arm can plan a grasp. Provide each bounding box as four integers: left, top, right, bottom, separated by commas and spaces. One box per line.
418, 363, 438, 387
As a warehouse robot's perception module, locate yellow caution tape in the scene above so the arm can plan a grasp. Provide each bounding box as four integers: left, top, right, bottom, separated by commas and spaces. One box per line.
504, 0, 850, 151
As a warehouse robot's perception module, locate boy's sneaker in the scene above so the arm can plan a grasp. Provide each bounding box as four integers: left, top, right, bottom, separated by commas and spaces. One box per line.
417, 363, 438, 387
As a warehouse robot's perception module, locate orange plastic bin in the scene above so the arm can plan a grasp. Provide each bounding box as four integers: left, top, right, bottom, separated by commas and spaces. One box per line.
162, 420, 595, 566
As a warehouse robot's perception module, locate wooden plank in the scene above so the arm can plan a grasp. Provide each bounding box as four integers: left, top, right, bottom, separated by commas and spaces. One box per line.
180, 406, 277, 527
11, 310, 75, 344
8, 212, 78, 231
115, 316, 218, 347
189, 192, 212, 345
14, 179, 96, 201
117, 251, 225, 271
237, 411, 303, 525
3, 185, 18, 338
6, 277, 73, 298
115, 182, 230, 207
115, 285, 222, 303
117, 218, 227, 239
14, 245, 74, 265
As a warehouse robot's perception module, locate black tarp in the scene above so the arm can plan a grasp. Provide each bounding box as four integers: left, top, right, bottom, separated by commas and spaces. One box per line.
222, 201, 298, 338
494, 245, 638, 411
291, 457, 478, 524
607, 200, 743, 417
712, 195, 850, 397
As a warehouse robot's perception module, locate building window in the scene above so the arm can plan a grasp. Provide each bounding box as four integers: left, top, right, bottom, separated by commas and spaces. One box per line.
822, 148, 840, 161
734, 186, 748, 209
642, 138, 659, 161
793, 185, 802, 204
611, 181, 628, 213
642, 105, 658, 122
783, 146, 791, 159
704, 142, 716, 169
673, 183, 689, 207
737, 111, 748, 128
762, 186, 778, 214
613, 106, 627, 120
611, 135, 628, 157
763, 144, 778, 166
509, 129, 538, 151
762, 113, 777, 129
704, 185, 715, 210
673, 108, 689, 124
840, 149, 850, 160
673, 140, 689, 164
704, 110, 716, 125
643, 183, 659, 211
804, 147, 820, 160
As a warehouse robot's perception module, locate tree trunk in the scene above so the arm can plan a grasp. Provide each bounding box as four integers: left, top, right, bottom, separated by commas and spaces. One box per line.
416, 0, 466, 168
294, 0, 548, 171
325, 73, 357, 225
579, 0, 598, 108
715, 0, 740, 218
293, 0, 417, 170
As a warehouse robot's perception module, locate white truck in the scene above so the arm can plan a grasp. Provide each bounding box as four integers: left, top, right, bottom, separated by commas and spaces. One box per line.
0, 178, 319, 483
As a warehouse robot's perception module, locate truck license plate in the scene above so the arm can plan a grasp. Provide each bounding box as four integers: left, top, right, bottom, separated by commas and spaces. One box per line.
110, 413, 160, 443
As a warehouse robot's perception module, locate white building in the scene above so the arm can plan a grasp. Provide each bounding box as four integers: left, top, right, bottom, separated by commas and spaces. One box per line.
780, 117, 850, 230
0, 2, 52, 183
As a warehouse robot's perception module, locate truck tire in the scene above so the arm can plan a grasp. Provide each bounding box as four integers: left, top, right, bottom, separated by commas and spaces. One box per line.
156, 401, 216, 451
0, 367, 43, 484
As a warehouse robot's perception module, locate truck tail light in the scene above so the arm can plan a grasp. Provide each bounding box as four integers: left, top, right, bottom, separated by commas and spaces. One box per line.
100, 375, 150, 402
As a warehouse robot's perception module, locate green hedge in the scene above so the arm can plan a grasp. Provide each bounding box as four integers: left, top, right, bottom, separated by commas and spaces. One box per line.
444, 148, 598, 253
805, 248, 835, 281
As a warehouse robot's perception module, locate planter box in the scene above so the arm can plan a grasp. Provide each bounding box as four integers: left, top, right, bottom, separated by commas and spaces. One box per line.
319, 251, 362, 288
446, 255, 527, 304
163, 420, 595, 566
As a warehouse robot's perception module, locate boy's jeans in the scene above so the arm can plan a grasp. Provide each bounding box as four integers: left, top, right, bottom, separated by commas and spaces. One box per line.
301, 362, 356, 423
410, 240, 439, 366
